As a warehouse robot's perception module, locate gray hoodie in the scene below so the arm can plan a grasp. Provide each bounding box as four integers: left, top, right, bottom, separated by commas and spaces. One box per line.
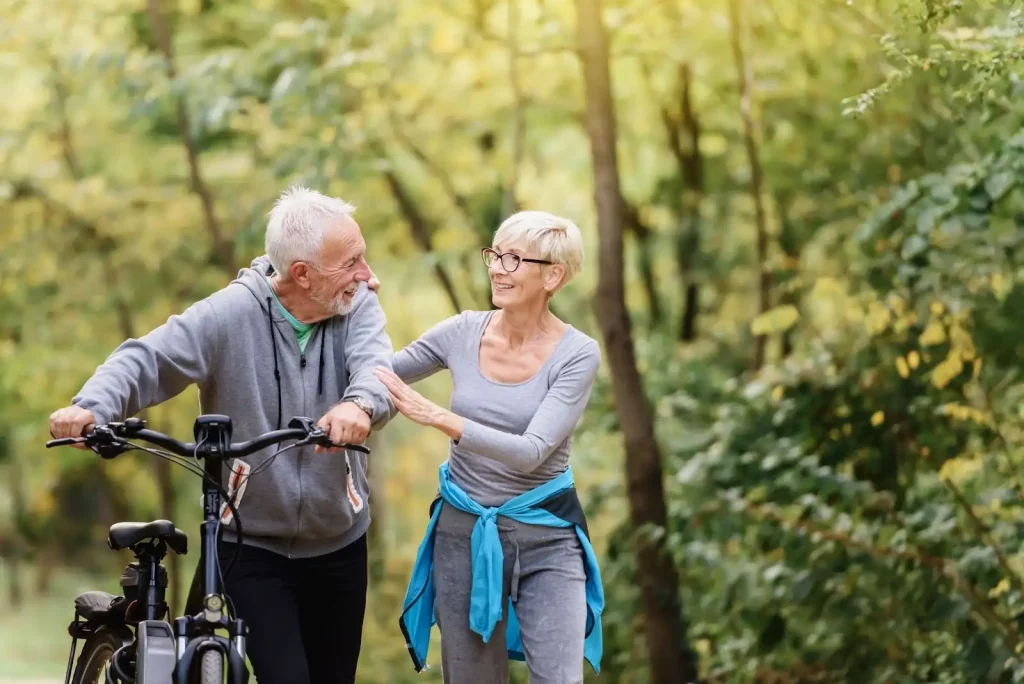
72, 256, 396, 558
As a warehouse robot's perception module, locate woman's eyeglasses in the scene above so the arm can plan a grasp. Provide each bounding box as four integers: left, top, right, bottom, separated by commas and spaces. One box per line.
481, 248, 552, 273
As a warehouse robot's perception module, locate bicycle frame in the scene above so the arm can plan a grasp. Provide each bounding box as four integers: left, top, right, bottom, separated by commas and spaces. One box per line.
172, 415, 248, 684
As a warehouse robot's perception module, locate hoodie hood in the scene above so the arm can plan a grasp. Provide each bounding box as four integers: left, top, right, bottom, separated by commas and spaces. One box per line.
234, 255, 283, 319
232, 254, 330, 430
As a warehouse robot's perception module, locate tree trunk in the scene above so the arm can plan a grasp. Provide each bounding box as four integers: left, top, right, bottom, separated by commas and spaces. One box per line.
681, 283, 699, 342
635, 234, 661, 324
676, 64, 704, 342
776, 195, 799, 359
727, 0, 771, 371
51, 58, 83, 180
574, 1, 699, 682
623, 203, 663, 323
383, 168, 464, 314
644, 58, 704, 342
146, 0, 234, 274
384, 120, 492, 309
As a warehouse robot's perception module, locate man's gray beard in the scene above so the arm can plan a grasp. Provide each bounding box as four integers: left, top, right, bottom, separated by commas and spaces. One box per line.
311, 288, 354, 317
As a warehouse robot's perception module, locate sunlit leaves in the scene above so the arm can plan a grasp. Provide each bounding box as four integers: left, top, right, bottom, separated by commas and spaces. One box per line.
749, 304, 799, 336
864, 299, 892, 336
920, 317, 948, 345
845, 1, 1023, 118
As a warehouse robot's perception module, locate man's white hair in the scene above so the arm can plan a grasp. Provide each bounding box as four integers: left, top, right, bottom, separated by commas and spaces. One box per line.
265, 185, 356, 278
493, 210, 585, 288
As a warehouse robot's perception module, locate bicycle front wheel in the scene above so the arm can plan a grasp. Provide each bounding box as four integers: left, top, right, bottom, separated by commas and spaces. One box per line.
200, 648, 223, 684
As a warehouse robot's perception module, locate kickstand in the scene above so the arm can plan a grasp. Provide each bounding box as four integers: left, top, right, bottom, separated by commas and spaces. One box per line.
64, 612, 81, 684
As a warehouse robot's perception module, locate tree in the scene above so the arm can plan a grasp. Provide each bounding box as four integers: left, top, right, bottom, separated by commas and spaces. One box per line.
574, 0, 699, 681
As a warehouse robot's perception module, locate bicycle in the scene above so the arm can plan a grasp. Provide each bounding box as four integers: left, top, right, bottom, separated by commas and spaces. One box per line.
46, 413, 370, 684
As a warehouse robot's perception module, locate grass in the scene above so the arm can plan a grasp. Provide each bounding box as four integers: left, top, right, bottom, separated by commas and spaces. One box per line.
0, 561, 121, 680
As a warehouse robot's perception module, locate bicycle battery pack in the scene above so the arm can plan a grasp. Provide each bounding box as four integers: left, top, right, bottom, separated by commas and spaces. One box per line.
137, 620, 176, 683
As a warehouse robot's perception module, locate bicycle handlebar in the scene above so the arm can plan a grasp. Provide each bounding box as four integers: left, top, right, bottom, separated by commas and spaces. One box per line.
123, 426, 324, 458
45, 416, 370, 458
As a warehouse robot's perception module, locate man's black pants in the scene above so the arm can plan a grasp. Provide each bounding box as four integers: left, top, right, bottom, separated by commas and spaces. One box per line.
185, 534, 368, 684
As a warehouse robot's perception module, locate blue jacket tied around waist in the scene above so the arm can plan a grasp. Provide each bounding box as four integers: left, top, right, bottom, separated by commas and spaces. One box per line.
398, 461, 605, 673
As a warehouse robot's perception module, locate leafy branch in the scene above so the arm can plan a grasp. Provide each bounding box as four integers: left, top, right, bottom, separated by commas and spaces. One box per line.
732, 497, 1022, 652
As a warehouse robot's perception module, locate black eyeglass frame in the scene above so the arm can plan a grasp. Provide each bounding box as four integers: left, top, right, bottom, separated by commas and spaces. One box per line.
481, 248, 552, 272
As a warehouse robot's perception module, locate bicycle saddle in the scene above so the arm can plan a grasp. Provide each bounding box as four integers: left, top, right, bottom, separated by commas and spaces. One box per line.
108, 520, 188, 554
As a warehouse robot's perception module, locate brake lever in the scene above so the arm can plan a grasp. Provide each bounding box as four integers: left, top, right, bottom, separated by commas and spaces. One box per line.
301, 428, 371, 455
289, 417, 371, 454
85, 426, 127, 460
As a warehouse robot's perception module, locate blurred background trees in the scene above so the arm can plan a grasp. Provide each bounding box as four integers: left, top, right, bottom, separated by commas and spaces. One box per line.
3, 0, 1024, 681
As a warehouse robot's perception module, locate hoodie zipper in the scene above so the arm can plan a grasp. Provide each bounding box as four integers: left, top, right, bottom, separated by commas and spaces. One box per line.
268, 304, 329, 558
272, 313, 309, 559
292, 336, 310, 559
263, 277, 329, 559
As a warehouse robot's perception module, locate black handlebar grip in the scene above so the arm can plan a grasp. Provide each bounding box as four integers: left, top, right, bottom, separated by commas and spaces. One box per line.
46, 438, 82, 448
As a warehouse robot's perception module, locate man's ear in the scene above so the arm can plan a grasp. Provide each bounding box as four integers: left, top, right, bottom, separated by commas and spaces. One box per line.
289, 261, 315, 289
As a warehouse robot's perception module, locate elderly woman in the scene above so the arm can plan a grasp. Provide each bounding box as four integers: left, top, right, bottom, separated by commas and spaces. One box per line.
376, 211, 604, 684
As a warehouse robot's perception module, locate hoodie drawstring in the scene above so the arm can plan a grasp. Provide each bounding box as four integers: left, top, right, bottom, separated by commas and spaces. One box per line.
266, 297, 283, 430
317, 322, 327, 396
266, 297, 328, 429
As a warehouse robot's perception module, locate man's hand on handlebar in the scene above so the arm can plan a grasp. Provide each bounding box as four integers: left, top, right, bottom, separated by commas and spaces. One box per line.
316, 402, 370, 453
48, 406, 97, 450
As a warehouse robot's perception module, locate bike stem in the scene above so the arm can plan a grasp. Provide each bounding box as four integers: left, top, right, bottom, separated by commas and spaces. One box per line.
202, 457, 223, 600
176, 417, 246, 665
197, 416, 232, 606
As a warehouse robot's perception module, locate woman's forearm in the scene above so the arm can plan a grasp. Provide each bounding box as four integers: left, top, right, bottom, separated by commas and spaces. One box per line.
430, 409, 465, 442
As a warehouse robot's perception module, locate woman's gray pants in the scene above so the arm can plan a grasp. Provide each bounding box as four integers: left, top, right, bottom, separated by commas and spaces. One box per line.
432, 505, 588, 684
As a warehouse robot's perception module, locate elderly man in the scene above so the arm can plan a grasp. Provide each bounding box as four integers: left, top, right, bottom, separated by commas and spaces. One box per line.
48, 186, 395, 684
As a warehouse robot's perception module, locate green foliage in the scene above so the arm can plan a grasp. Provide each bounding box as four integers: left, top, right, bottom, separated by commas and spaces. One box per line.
591, 117, 1024, 684
580, 3, 1024, 678
3, 0, 1024, 681
843, 1, 1024, 116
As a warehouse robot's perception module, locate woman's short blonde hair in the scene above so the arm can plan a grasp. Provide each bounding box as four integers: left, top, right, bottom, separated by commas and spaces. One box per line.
493, 210, 585, 289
